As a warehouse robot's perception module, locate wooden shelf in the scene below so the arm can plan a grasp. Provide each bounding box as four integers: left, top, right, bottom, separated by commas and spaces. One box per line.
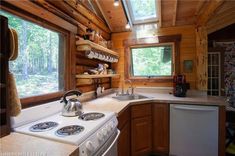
76, 40, 119, 57
76, 74, 120, 79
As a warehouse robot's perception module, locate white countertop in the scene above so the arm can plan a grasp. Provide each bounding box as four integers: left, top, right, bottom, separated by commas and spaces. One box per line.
82, 89, 227, 116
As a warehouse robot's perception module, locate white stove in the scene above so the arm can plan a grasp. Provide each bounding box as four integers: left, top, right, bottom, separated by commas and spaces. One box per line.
11, 100, 120, 156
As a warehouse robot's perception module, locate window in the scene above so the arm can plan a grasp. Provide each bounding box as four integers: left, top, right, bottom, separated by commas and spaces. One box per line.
126, 0, 157, 24
0, 10, 64, 98
131, 45, 173, 77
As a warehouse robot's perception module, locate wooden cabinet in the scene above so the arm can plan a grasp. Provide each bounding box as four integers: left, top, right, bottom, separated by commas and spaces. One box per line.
152, 103, 169, 154
117, 108, 131, 156
118, 103, 170, 156
131, 104, 152, 156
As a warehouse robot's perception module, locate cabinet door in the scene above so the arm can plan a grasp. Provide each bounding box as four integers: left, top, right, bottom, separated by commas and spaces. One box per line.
131, 116, 152, 156
118, 121, 131, 156
153, 103, 169, 154
118, 108, 130, 156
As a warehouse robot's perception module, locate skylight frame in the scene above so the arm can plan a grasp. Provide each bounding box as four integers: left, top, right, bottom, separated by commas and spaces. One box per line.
125, 0, 158, 25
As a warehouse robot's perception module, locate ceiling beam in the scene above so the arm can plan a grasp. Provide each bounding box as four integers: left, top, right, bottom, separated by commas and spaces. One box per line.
94, 0, 113, 32
64, 0, 110, 33
157, 0, 162, 28
172, 0, 178, 26
207, 6, 235, 34
197, 0, 225, 26
195, 0, 207, 16
47, 0, 110, 39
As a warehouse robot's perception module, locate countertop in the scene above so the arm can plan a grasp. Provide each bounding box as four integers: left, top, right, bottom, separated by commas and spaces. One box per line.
0, 133, 79, 156
83, 89, 227, 116
0, 89, 228, 155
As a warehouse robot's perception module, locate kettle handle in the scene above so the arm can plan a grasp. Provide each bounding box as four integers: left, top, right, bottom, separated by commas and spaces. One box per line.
63, 90, 82, 104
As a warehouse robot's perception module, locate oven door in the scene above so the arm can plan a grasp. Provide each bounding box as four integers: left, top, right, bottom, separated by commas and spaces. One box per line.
94, 129, 120, 156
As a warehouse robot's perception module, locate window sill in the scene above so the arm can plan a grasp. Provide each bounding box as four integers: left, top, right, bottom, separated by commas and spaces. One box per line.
21, 91, 64, 109
128, 76, 173, 83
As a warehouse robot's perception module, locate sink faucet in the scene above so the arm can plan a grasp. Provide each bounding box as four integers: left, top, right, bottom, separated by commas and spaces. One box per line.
126, 79, 134, 95
116, 80, 134, 96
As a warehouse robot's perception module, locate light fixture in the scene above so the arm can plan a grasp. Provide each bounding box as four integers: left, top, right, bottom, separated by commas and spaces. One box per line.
114, 0, 119, 7
125, 22, 130, 29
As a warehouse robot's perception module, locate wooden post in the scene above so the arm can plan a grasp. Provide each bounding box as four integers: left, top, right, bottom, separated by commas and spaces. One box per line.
195, 26, 208, 91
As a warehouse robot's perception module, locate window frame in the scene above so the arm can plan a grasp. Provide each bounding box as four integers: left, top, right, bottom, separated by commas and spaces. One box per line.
125, 0, 158, 24
124, 35, 181, 82
130, 43, 174, 77
1, 3, 77, 108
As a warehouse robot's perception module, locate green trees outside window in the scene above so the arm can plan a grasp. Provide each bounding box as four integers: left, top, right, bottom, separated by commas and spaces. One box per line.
0, 10, 64, 98
131, 45, 172, 77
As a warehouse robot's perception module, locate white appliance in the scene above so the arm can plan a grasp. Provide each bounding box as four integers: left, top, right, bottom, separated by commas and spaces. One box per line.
170, 104, 218, 156
11, 100, 120, 156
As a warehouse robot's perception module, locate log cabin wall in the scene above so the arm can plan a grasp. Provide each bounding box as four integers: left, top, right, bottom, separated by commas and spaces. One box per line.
111, 25, 197, 89
1, 0, 112, 94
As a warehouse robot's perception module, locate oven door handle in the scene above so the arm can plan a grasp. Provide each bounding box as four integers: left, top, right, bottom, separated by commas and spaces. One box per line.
101, 130, 120, 156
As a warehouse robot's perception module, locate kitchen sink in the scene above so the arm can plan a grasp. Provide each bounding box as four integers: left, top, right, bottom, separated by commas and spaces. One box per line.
112, 94, 148, 101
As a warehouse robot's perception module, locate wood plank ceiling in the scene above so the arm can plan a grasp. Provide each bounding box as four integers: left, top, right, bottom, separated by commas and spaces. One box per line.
94, 0, 233, 33
29, 0, 233, 34
95, 0, 207, 32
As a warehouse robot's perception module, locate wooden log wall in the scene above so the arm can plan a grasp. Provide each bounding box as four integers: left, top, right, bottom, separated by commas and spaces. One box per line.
3, 0, 112, 94
111, 25, 197, 89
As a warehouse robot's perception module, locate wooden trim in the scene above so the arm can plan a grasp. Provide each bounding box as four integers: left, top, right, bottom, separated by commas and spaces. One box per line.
219, 106, 225, 156
157, 0, 162, 28
1, 4, 70, 35
2, 0, 77, 33
123, 35, 181, 81
1, 2, 76, 108
208, 47, 225, 96
172, 0, 178, 26
21, 92, 64, 109
69, 32, 77, 90
123, 35, 181, 46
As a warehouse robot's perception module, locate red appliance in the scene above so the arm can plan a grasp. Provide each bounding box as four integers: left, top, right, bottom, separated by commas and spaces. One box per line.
173, 75, 187, 97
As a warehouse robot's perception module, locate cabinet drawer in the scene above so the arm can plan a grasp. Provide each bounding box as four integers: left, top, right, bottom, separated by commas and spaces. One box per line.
131, 104, 151, 118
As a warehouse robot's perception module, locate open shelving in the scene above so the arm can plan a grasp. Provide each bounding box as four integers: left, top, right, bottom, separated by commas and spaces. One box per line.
76, 74, 120, 79
76, 40, 119, 58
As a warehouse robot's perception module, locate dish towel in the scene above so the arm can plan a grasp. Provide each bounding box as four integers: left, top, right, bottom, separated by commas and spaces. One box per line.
8, 28, 21, 116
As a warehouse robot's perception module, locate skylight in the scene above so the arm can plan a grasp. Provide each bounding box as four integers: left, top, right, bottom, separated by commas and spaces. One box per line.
126, 0, 157, 24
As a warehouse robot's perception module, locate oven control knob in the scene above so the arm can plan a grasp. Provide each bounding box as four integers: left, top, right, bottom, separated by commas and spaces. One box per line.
97, 132, 103, 141
86, 141, 95, 153
102, 128, 107, 137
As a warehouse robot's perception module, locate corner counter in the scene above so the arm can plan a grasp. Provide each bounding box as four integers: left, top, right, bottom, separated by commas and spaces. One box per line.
0, 133, 79, 156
